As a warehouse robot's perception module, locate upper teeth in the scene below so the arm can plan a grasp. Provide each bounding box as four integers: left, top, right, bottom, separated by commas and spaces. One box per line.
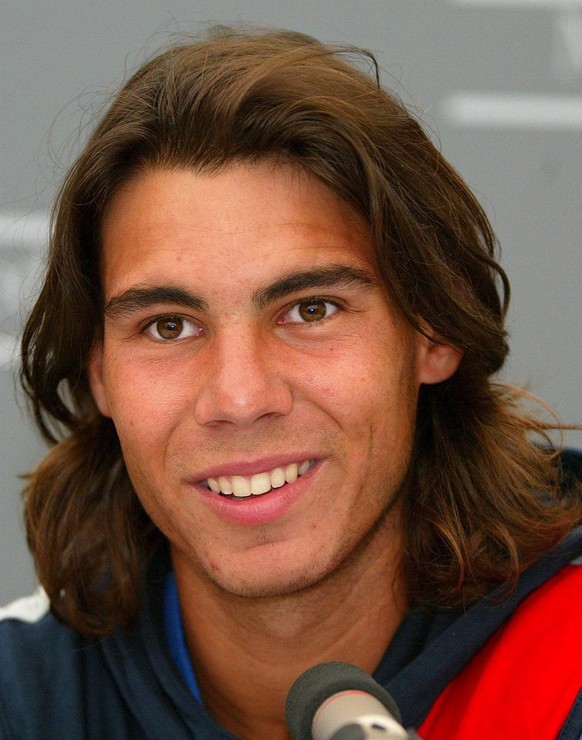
205, 460, 313, 498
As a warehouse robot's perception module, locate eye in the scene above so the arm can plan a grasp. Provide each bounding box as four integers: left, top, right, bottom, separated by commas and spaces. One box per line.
280, 299, 339, 324
143, 315, 201, 341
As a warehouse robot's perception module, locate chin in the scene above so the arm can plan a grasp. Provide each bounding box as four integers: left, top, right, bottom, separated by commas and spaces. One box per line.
203, 546, 348, 601
208, 572, 324, 600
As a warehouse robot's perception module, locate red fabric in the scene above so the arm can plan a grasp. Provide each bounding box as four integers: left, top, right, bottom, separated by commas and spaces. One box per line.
418, 564, 582, 739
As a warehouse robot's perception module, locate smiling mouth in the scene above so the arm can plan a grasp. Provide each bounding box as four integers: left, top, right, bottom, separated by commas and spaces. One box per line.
202, 459, 314, 498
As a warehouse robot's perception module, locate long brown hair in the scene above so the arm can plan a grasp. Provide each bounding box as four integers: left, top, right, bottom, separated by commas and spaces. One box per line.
21, 27, 581, 635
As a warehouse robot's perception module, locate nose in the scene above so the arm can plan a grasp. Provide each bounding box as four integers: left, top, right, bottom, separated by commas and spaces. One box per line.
193, 326, 294, 427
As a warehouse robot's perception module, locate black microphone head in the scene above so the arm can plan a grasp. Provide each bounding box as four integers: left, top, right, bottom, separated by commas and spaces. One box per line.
285, 661, 402, 740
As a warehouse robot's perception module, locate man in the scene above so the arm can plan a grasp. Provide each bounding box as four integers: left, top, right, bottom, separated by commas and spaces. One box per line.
1, 27, 581, 739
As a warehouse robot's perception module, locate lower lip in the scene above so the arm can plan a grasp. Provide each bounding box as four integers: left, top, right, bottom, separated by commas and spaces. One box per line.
191, 463, 318, 526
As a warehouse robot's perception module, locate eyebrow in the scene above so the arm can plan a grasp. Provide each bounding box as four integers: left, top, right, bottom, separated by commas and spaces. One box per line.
253, 265, 378, 309
104, 265, 377, 320
104, 286, 208, 319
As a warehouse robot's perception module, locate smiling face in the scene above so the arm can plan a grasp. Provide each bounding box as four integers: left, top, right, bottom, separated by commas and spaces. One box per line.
89, 162, 460, 601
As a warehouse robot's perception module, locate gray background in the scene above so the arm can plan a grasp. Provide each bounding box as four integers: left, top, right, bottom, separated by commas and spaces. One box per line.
1, 0, 581, 605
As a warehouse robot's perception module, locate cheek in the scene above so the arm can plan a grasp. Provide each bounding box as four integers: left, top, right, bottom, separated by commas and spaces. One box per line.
102, 362, 181, 458
104, 347, 190, 413
349, 352, 420, 459
306, 339, 419, 422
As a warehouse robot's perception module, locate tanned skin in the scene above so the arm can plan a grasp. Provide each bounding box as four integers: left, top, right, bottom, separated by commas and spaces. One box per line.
89, 163, 461, 738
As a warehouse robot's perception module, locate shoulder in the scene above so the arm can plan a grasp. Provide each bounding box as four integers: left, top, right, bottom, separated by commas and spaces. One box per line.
0, 588, 72, 671
488, 561, 582, 680
0, 590, 102, 739
558, 447, 582, 493
0, 587, 50, 624
0, 588, 82, 670
420, 561, 582, 739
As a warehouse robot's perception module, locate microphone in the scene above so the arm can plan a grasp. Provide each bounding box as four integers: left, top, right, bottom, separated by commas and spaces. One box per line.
285, 662, 421, 740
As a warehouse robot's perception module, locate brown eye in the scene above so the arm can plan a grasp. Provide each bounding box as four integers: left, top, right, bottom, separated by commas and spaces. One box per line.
298, 300, 329, 322
280, 299, 339, 325
144, 316, 200, 341
156, 317, 184, 339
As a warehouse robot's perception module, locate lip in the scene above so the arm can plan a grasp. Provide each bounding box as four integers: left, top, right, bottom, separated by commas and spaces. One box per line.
188, 458, 320, 526
192, 453, 319, 482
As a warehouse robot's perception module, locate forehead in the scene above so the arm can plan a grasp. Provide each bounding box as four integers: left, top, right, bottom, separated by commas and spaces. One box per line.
99, 163, 377, 298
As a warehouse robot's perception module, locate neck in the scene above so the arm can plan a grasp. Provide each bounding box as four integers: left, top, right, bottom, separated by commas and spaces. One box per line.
172, 525, 406, 739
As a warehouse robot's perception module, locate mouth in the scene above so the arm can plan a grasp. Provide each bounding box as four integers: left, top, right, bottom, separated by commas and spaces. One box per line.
201, 459, 315, 498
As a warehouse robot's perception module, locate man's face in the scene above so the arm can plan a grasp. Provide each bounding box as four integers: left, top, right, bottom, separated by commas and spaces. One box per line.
89, 162, 459, 599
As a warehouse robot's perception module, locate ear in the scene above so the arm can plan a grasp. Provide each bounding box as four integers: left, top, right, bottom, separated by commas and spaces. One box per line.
417, 332, 463, 385
87, 342, 112, 417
